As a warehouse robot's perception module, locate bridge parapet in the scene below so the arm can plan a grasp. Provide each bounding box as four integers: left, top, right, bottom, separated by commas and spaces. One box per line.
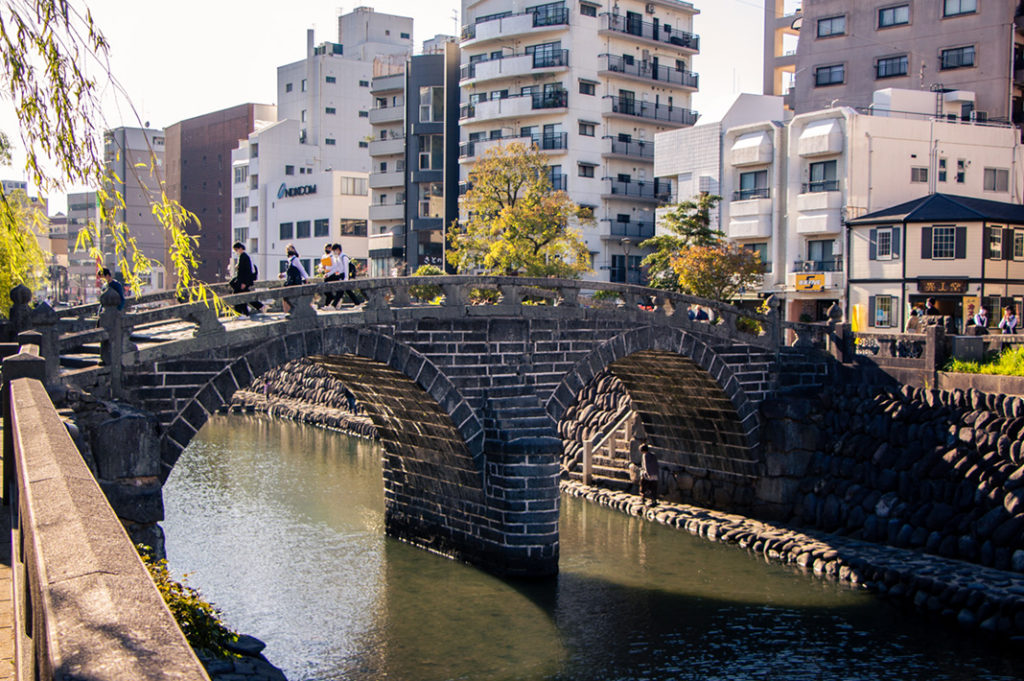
2, 375, 209, 680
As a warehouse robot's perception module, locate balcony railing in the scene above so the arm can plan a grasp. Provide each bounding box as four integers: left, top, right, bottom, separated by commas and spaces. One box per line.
794, 258, 843, 273
605, 137, 654, 159
732, 187, 770, 200
461, 6, 569, 40
600, 54, 699, 89
600, 13, 700, 51
605, 95, 698, 126
460, 49, 568, 80
603, 219, 655, 240
460, 132, 568, 158
801, 180, 840, 193
460, 89, 568, 120
604, 178, 673, 201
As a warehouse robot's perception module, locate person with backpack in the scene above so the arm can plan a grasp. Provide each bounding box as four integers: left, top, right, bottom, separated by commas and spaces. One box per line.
279, 244, 309, 314
336, 244, 364, 306
230, 241, 263, 317
322, 243, 346, 308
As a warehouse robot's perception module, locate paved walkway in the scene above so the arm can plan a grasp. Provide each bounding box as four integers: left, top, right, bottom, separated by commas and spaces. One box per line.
0, 503, 13, 680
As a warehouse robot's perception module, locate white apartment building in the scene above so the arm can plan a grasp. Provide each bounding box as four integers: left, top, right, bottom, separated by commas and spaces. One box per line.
458, 0, 700, 283
657, 88, 1024, 322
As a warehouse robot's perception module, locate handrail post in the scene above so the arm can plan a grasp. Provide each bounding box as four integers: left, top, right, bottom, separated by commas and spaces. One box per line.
1, 351, 45, 505
582, 439, 593, 486
97, 288, 132, 398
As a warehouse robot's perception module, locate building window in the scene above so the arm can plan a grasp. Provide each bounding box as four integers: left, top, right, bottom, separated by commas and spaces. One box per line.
279, 222, 293, 240
358, 141, 368, 148
876, 55, 908, 78
419, 86, 444, 123
878, 4, 909, 27
325, 138, 337, 145
911, 167, 928, 183
737, 170, 769, 200
340, 177, 368, 195
233, 197, 248, 214
807, 160, 838, 192
314, 218, 330, 238
340, 219, 367, 236
873, 295, 895, 328
943, 0, 976, 17
814, 64, 845, 86
578, 163, 595, 178
956, 159, 966, 183
989, 228, 1003, 259
932, 226, 956, 259
748, 242, 771, 271
985, 168, 1010, 192
941, 46, 975, 70
938, 157, 948, 182
580, 2, 598, 16
875, 227, 894, 259
401, 32, 410, 39
301, 79, 307, 92
1015, 230, 1024, 259
816, 15, 846, 38
359, 80, 369, 87
282, 165, 293, 176
579, 80, 596, 95
233, 166, 248, 184
285, 83, 293, 93
358, 110, 369, 118
326, 107, 336, 114
301, 110, 307, 123
326, 76, 336, 84
579, 121, 595, 136
296, 220, 311, 239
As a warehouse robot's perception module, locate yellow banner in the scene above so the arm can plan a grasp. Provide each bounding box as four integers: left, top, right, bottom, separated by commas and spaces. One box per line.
795, 273, 825, 291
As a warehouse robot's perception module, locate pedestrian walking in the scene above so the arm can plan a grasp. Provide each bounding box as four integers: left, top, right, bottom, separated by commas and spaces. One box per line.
230, 241, 263, 317
640, 443, 659, 506
280, 244, 309, 314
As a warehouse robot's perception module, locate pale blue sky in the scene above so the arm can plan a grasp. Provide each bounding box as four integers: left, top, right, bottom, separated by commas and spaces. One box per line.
4, 0, 766, 207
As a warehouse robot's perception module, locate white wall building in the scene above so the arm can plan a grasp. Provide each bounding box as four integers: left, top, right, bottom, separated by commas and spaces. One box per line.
458, 0, 701, 283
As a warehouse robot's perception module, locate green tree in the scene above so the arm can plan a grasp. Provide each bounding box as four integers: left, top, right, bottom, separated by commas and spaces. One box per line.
0, 188, 47, 313
639, 192, 722, 290
447, 142, 592, 278
670, 243, 763, 303
0, 1, 216, 310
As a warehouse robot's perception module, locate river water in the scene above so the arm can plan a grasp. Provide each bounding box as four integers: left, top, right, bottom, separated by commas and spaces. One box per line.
163, 415, 1022, 681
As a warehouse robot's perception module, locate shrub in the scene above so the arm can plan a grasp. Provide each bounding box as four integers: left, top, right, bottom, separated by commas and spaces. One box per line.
409, 264, 444, 301
944, 346, 1024, 376
470, 287, 500, 304
736, 315, 763, 336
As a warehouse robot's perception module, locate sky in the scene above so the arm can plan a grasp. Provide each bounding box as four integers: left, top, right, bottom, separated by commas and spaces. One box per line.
2, 0, 767, 211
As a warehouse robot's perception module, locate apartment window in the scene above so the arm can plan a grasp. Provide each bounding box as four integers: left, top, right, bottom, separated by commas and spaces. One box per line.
233, 166, 248, 184
911, 167, 928, 183
279, 222, 293, 240
358, 141, 368, 148
816, 15, 846, 37
340, 219, 368, 236
314, 218, 330, 238
876, 55, 908, 78
807, 160, 838, 192
340, 177, 368, 195
931, 226, 957, 259
579, 80, 596, 96
872, 295, 895, 328
301, 110, 307, 123
419, 86, 444, 123
1015, 230, 1024, 259
326, 76, 336, 84
748, 242, 771, 271
580, 2, 598, 16
956, 159, 966, 183
296, 220, 311, 239
418, 134, 444, 170
325, 107, 336, 114
250, 206, 258, 221
989, 228, 1003, 259
944, 0, 976, 17
874, 226, 896, 259
941, 46, 975, 70
301, 79, 308, 92
325, 138, 337, 145
359, 80, 369, 87
815, 64, 845, 86
939, 158, 948, 182
233, 197, 248, 214
578, 163, 596, 178
737, 170, 769, 199
401, 32, 410, 39
285, 83, 293, 93
579, 121, 595, 136
526, 41, 563, 67
985, 168, 1010, 192
358, 110, 369, 118
878, 4, 909, 27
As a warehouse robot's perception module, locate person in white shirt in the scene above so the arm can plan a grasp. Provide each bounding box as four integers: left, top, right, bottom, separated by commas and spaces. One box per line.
323, 243, 345, 308
280, 244, 309, 313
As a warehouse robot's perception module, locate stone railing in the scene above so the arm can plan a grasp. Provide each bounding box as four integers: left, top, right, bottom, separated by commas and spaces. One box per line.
1, 349, 210, 680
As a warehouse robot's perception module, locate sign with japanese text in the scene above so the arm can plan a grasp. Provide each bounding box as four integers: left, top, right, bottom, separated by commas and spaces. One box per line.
917, 279, 968, 294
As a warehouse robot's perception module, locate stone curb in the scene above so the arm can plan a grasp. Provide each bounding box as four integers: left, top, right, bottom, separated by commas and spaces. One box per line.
561, 479, 1024, 638
226, 390, 378, 440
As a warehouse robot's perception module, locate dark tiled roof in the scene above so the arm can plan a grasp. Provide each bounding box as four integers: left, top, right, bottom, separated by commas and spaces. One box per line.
847, 193, 1024, 225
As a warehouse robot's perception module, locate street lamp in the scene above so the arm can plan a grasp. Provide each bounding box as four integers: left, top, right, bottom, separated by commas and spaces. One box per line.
619, 237, 632, 284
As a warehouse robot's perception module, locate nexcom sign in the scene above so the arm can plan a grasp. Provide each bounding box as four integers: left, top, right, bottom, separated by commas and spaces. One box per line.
277, 183, 317, 199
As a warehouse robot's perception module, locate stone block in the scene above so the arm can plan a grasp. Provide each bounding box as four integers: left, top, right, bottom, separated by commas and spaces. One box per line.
99, 478, 164, 524
92, 412, 162, 479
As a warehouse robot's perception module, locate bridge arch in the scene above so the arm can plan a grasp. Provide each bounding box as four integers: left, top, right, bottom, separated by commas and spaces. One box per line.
545, 326, 764, 482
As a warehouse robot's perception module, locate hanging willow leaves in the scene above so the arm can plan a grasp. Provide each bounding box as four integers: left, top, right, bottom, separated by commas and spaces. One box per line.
0, 0, 220, 313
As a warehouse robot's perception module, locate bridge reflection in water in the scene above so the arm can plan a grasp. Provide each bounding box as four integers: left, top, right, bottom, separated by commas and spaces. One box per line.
164, 415, 1021, 681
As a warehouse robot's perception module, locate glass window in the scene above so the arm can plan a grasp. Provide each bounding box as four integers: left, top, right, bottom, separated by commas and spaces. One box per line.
817, 15, 846, 37
579, 121, 595, 136
878, 5, 910, 27
956, 159, 966, 184
876, 227, 893, 259
984, 168, 1010, 192
296, 221, 311, 239
233, 197, 248, 214
325, 138, 336, 145
939, 158, 948, 182
911, 167, 928, 183
340, 177, 368, 195
941, 46, 975, 70
933, 226, 956, 259
285, 83, 293, 93
578, 163, 595, 178
233, 166, 248, 183
580, 80, 596, 95
748, 242, 771, 271
314, 219, 330, 238
526, 41, 563, 67
285, 165, 295, 176
325, 107, 336, 114
301, 79, 307, 92
418, 182, 445, 218
358, 110, 369, 118
808, 239, 834, 265
580, 2, 597, 16
340, 219, 367, 236
807, 160, 838, 192
279, 222, 293, 240
944, 0, 976, 17
876, 55, 908, 78
326, 76, 336, 83
1015, 231, 1024, 259
875, 296, 894, 328
815, 64, 845, 86
737, 170, 768, 199
989, 228, 1003, 259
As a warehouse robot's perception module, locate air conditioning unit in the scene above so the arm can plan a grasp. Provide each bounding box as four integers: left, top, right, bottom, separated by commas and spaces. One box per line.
645, 3, 655, 14
971, 110, 988, 123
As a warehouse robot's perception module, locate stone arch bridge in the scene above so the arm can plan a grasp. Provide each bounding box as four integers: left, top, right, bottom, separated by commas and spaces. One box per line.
41, 276, 829, 577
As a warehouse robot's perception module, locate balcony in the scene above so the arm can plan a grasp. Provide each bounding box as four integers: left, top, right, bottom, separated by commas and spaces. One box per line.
460, 50, 569, 83
599, 219, 655, 240
801, 180, 840, 194
732, 187, 770, 201
369, 171, 404, 189
370, 73, 404, 94
369, 105, 403, 125
460, 90, 568, 122
599, 54, 698, 90
368, 136, 405, 156
599, 13, 699, 52
460, 132, 568, 160
461, 6, 569, 44
794, 258, 843, 273
602, 178, 673, 203
368, 203, 405, 221
603, 136, 654, 161
604, 95, 698, 127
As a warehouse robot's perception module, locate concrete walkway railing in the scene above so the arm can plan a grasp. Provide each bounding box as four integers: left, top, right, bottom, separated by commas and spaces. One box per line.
2, 369, 209, 680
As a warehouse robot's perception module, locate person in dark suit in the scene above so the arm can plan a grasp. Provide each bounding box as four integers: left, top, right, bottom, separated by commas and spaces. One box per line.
230, 242, 263, 317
